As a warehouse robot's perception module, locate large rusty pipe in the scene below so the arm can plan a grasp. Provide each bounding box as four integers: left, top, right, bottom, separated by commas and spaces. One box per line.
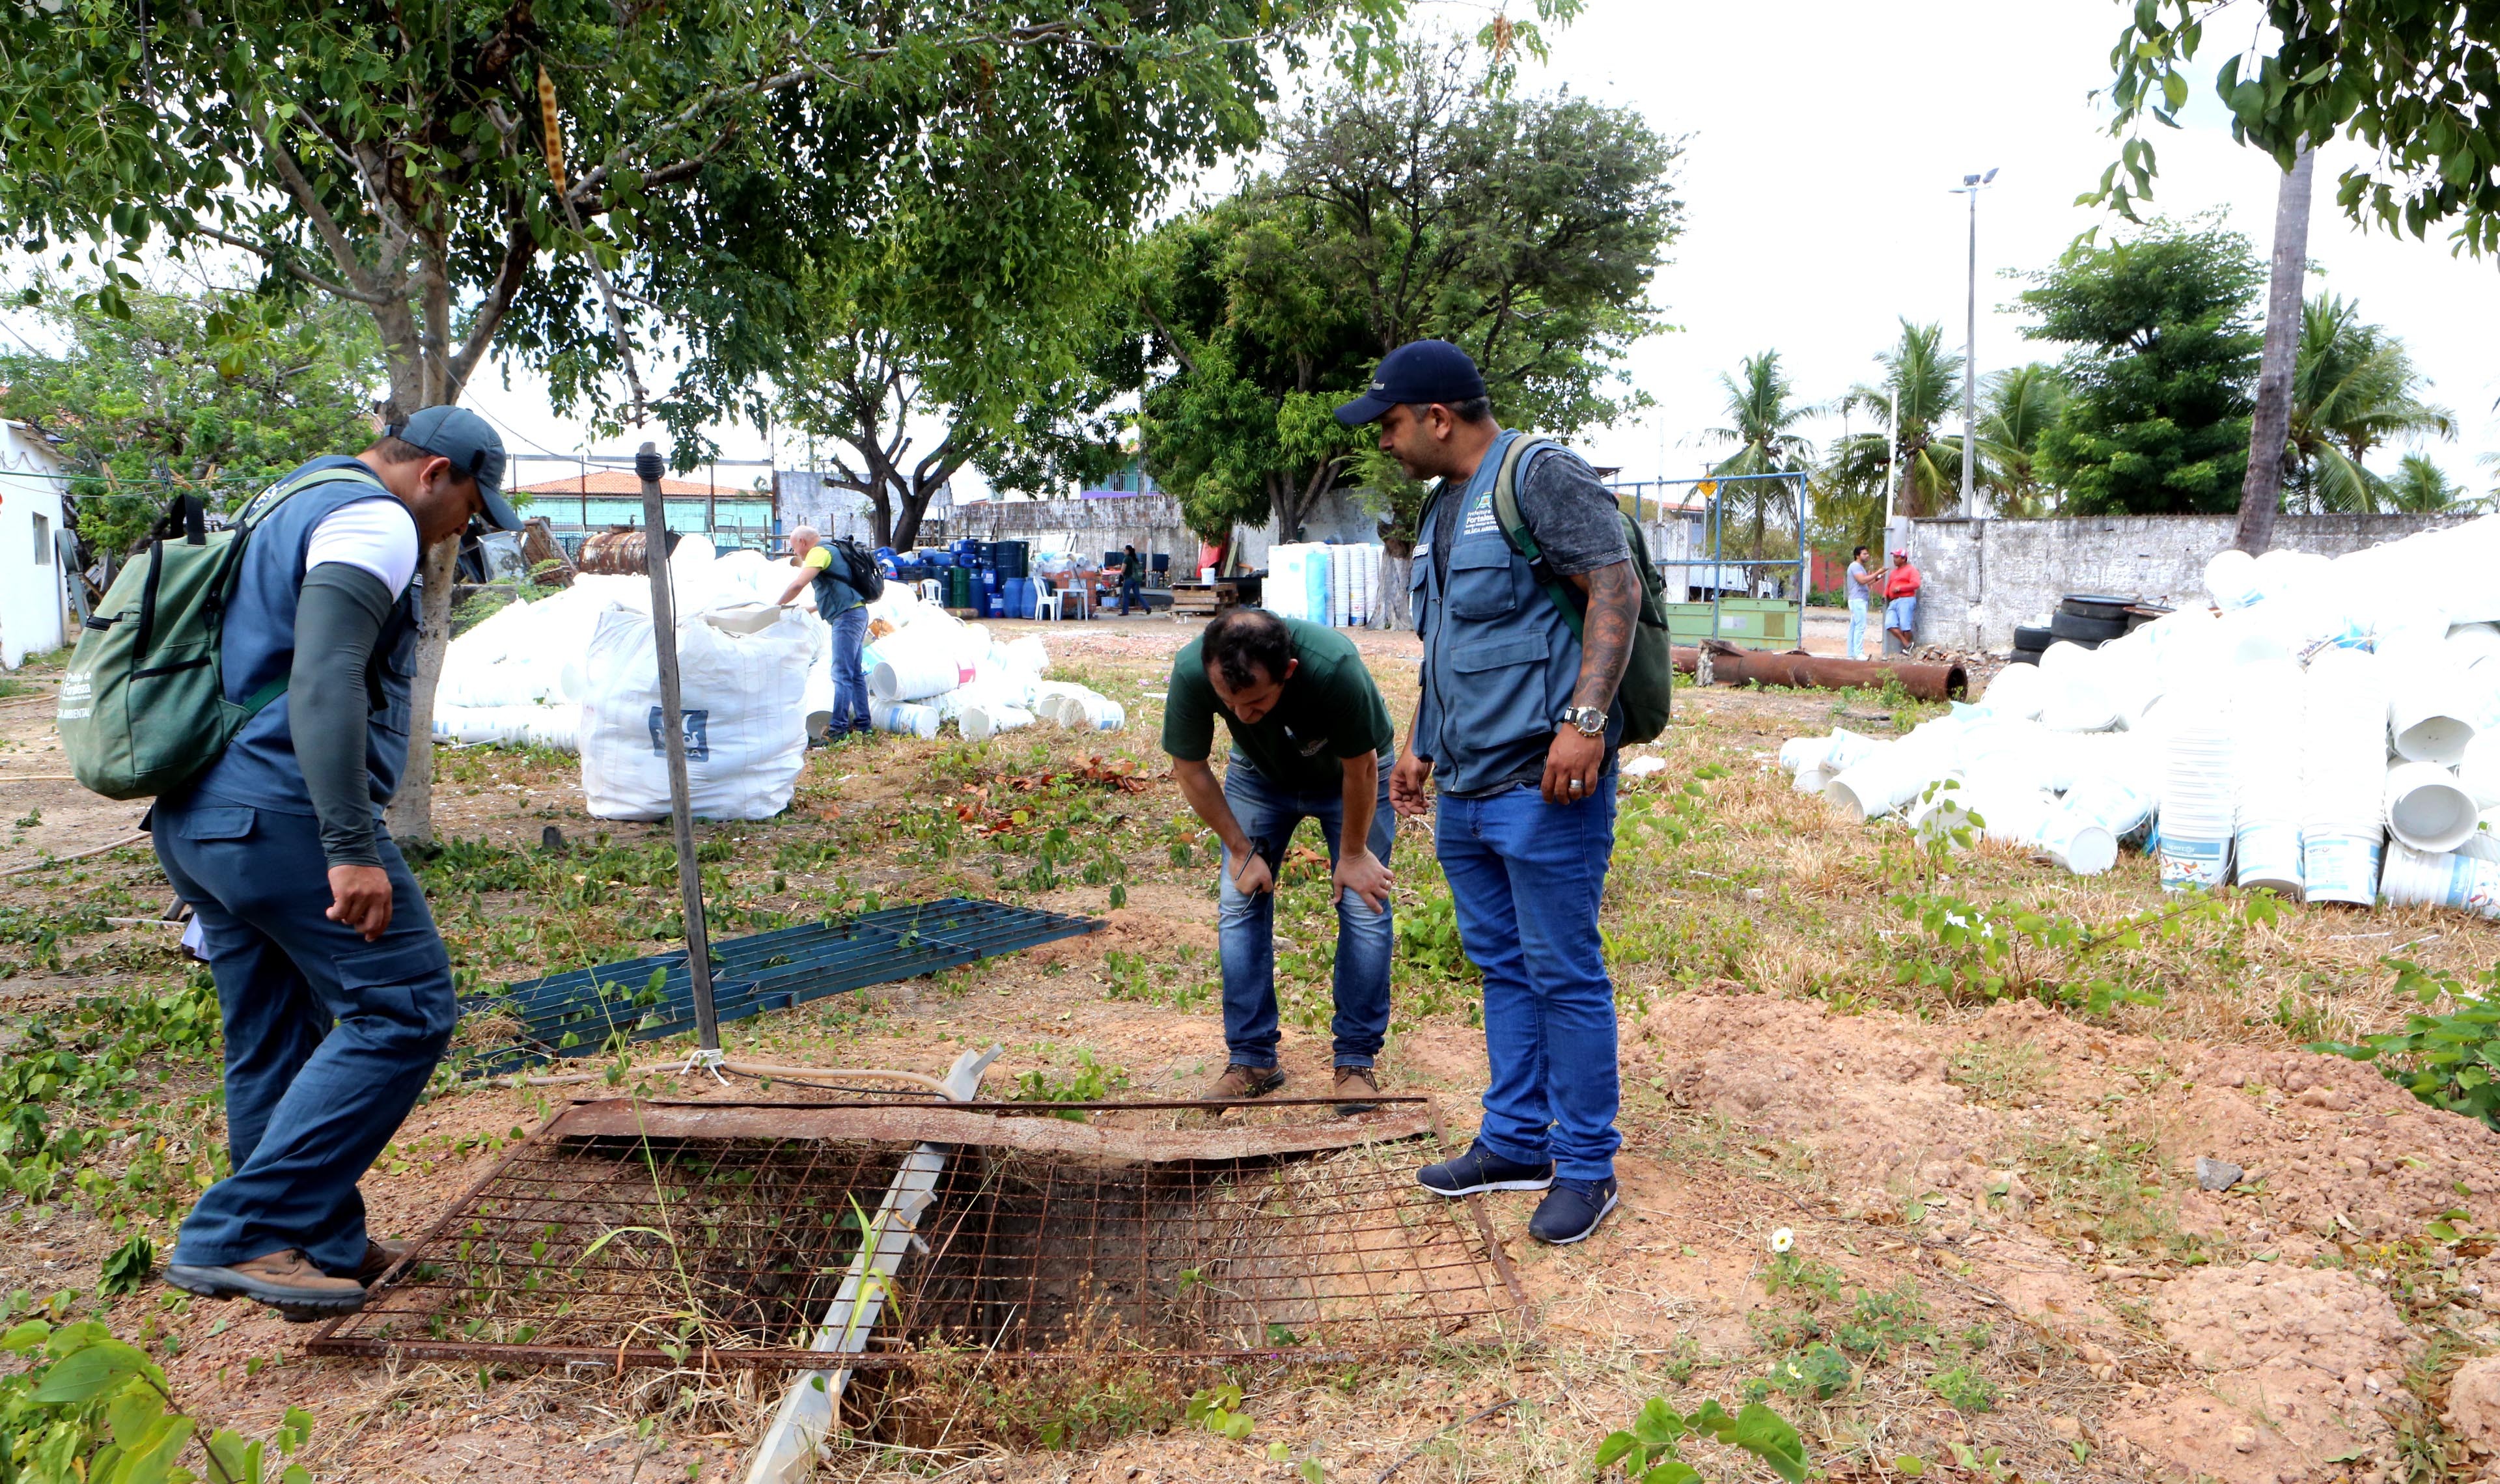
1671, 645, 1967, 702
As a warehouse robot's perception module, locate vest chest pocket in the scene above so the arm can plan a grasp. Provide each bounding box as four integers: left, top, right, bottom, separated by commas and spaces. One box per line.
1447, 542, 1520, 620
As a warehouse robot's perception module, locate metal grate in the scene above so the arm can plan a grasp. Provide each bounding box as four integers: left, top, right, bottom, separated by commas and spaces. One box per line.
457, 898, 1100, 1077
309, 1102, 1527, 1369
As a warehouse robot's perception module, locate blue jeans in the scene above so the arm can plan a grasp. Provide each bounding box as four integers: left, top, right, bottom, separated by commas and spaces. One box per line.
153, 796, 456, 1274
1847, 597, 1868, 660
1217, 761, 1395, 1069
829, 605, 870, 734
1119, 577, 1143, 614
1885, 595, 1917, 639
1434, 778, 1620, 1182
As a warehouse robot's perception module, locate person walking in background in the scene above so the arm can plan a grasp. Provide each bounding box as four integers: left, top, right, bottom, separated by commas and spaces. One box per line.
776, 527, 870, 739
1340, 339, 1639, 1246
1844, 544, 1874, 660
160, 407, 518, 1319
1118, 543, 1146, 615
1883, 546, 1922, 657
1161, 607, 1397, 1114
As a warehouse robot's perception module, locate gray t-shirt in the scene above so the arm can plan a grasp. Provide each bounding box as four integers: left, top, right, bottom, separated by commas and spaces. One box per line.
1430, 441, 1628, 586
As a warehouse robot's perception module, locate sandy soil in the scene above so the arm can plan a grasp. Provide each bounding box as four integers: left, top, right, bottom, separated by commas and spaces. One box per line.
3, 621, 2497, 1484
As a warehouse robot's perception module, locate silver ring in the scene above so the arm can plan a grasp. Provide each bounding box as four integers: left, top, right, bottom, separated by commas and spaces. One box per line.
1568, 778, 1583, 791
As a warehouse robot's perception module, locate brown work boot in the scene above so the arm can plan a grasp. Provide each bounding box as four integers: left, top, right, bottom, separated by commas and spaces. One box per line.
1332, 1065, 1382, 1116
1203, 1063, 1285, 1101
356, 1238, 411, 1286
163, 1249, 368, 1323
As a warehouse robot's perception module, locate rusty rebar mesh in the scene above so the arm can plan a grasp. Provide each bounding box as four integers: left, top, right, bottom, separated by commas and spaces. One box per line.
310, 1123, 1522, 1369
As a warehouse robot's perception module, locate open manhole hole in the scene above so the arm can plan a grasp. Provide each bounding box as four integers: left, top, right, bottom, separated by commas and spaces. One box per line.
309, 1099, 1527, 1376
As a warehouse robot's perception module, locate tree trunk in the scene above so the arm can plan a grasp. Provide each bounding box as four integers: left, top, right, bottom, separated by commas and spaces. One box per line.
2237, 145, 2316, 555
1372, 553, 1412, 630
385, 535, 460, 845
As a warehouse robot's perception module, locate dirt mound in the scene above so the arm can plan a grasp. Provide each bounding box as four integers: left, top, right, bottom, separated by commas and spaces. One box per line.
2447, 1355, 2500, 1450
2109, 1264, 2417, 1483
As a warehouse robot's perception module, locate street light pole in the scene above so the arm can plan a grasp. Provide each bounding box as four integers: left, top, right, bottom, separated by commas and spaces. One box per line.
1952, 168, 1997, 518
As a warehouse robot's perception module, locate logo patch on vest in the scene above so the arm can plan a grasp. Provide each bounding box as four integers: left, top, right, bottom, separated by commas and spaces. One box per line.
1461, 492, 1499, 536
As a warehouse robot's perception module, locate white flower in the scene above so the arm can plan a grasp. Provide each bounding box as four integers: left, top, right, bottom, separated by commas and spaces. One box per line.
1770, 1228, 1795, 1254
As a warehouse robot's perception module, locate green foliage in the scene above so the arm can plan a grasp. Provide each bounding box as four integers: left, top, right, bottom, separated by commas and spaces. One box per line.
1972, 363, 2069, 516
1137, 42, 1678, 542
1882, 811, 2279, 1018
0, 0, 1393, 441
1012, 1052, 1130, 1118
0, 281, 383, 561
0, 977, 226, 1219
1824, 320, 1965, 532
1702, 351, 1815, 561
2020, 218, 2264, 514
2313, 958, 2500, 1131
1833, 1282, 1933, 1361
2283, 294, 2456, 514
2097, 1, 2500, 254
1750, 1343, 1853, 1404
97, 1238, 154, 1300
0, 1317, 314, 1483
1591, 1397, 1811, 1483
1184, 1383, 1257, 1442
1925, 1365, 1998, 1413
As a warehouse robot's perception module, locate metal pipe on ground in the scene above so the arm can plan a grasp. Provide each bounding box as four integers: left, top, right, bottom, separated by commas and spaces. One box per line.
1671, 644, 1967, 702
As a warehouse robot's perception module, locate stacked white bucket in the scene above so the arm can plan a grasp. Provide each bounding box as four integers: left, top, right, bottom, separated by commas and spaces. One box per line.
1265, 543, 1385, 627
1777, 512, 2500, 915
2229, 657, 2305, 896
2157, 690, 2236, 890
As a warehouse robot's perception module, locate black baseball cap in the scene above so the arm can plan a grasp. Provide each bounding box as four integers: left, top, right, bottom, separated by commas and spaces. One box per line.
1333, 340, 1489, 426
389, 405, 521, 530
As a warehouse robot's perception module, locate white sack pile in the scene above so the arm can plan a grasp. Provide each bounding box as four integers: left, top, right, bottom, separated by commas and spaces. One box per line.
431, 537, 1125, 818
1779, 514, 2500, 916
858, 590, 1124, 743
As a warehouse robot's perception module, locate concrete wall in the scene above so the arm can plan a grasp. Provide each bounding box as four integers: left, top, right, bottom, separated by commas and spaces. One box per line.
1907, 511, 2484, 650
954, 493, 1195, 567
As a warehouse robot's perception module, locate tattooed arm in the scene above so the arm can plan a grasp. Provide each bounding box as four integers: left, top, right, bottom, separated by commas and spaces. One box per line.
1540, 558, 1641, 806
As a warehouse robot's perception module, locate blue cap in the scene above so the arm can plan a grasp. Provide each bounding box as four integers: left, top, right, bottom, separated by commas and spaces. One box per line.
1334, 340, 1489, 426
389, 405, 520, 530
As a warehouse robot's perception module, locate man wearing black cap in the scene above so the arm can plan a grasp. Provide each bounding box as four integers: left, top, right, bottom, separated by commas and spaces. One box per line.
158, 405, 518, 1320
1337, 340, 1642, 1246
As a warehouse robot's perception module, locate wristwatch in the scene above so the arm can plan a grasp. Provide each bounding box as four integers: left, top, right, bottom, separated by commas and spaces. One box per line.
1559, 706, 1607, 737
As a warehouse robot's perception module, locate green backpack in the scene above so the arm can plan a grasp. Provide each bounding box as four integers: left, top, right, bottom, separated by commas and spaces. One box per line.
1487, 436, 1677, 744
58, 467, 386, 800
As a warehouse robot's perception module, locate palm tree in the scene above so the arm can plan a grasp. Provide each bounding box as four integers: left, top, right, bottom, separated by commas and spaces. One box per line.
2284, 294, 2454, 513
1974, 363, 2066, 516
1702, 350, 1816, 560
2385, 453, 2469, 513
1829, 320, 1965, 521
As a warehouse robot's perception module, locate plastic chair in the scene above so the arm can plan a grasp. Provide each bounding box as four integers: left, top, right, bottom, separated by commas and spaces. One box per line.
1035, 581, 1064, 622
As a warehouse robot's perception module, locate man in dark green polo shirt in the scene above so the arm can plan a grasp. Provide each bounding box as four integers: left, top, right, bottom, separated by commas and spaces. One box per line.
1163, 606, 1395, 1112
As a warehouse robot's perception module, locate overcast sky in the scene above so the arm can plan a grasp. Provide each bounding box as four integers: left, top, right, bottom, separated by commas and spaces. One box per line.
1535, 0, 2500, 492
16, 1, 2495, 503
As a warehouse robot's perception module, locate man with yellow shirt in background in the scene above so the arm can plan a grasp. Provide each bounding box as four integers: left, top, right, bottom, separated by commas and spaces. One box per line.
776, 527, 872, 740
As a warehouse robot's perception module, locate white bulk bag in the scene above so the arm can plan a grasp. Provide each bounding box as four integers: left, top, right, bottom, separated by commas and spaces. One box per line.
579, 601, 814, 821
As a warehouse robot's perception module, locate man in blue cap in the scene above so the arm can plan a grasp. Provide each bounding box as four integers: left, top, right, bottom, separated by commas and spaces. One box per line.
1339, 340, 1641, 1246
159, 405, 518, 1319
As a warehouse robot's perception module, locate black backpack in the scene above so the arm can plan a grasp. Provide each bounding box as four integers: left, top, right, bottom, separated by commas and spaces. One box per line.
829, 537, 885, 601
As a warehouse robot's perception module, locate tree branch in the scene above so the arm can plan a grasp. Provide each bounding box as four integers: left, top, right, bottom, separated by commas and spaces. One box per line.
241, 96, 387, 303
445, 215, 538, 398
188, 225, 395, 305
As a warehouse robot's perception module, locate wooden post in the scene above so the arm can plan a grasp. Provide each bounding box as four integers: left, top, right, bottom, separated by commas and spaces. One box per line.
639, 441, 720, 1051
